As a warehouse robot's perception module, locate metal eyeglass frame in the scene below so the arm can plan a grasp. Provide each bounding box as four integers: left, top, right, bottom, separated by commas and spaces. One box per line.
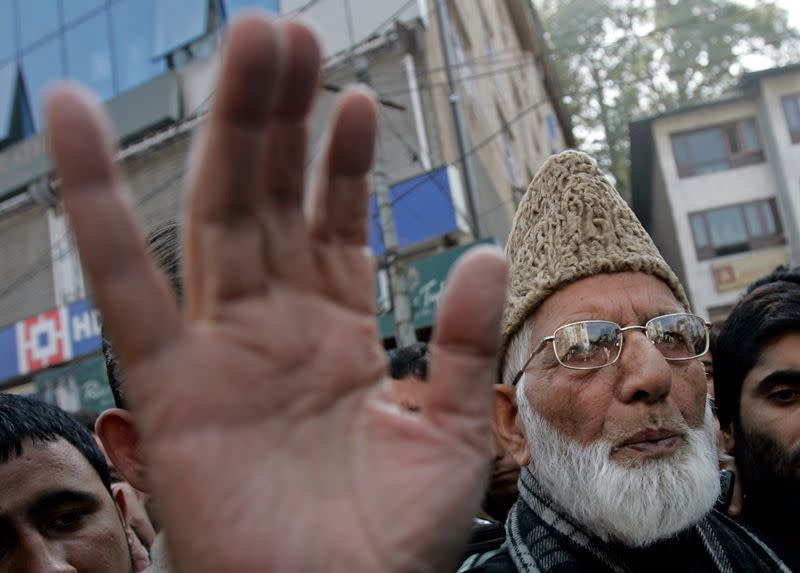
510, 312, 711, 385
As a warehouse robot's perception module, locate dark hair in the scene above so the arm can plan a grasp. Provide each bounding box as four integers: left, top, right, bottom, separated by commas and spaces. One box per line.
104, 219, 182, 409
0, 394, 112, 491
71, 410, 100, 434
714, 266, 800, 428
388, 342, 429, 380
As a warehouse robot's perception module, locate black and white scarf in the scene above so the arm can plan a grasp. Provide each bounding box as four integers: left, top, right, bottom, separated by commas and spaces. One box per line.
505, 466, 790, 573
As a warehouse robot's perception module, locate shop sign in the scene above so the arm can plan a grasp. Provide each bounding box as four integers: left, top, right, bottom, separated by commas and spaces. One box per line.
34, 355, 114, 413
712, 247, 788, 293
375, 239, 495, 339
0, 298, 101, 382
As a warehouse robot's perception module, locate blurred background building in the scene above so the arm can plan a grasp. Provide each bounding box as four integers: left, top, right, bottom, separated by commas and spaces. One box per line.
631, 64, 800, 322
0, 0, 572, 407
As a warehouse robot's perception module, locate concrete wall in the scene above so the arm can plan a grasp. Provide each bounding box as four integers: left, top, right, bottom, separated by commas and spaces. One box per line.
424, 0, 568, 246
757, 71, 800, 261
649, 155, 688, 294
0, 202, 54, 324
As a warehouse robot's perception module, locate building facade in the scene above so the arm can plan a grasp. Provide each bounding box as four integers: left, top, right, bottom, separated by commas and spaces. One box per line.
630, 64, 800, 322
0, 0, 571, 403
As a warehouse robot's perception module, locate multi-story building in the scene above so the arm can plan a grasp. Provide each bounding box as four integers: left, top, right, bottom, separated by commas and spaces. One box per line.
0, 0, 572, 405
630, 63, 800, 323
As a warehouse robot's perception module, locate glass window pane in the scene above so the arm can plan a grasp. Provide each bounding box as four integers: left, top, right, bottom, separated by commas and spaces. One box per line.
0, 0, 17, 63
65, 11, 113, 99
740, 119, 760, 151
21, 36, 64, 130
744, 203, 764, 237
707, 206, 747, 248
19, 0, 60, 49
111, 0, 165, 92
152, 0, 208, 58
672, 136, 690, 165
783, 97, 800, 132
687, 128, 729, 174
690, 214, 709, 248
62, 0, 106, 25
761, 201, 778, 235
222, 0, 279, 19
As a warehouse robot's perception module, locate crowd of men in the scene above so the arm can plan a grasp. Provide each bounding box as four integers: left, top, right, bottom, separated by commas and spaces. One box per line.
0, 11, 797, 573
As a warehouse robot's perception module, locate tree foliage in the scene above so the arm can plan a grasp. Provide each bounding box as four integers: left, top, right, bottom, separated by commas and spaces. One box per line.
537, 0, 800, 201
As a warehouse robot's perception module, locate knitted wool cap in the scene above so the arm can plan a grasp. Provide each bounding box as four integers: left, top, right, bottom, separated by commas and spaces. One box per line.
500, 150, 690, 371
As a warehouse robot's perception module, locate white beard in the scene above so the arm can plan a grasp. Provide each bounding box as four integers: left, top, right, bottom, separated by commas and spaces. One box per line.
516, 382, 720, 547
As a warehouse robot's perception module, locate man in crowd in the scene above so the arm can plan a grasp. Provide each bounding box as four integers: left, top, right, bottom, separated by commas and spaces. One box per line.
388, 342, 430, 412
73, 409, 155, 569
44, 11, 788, 573
0, 393, 136, 572
714, 266, 800, 570
95, 220, 178, 573
474, 149, 787, 571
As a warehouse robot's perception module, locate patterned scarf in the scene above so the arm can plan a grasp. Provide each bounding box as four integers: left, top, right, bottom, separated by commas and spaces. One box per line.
505, 466, 790, 573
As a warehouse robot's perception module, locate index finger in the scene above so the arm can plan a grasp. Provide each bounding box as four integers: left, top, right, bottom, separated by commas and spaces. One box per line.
46, 85, 181, 379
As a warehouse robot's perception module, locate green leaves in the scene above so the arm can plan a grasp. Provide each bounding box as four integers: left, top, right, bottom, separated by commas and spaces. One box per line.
538, 0, 800, 201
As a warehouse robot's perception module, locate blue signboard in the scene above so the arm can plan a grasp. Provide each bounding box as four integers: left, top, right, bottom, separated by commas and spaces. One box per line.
369, 166, 465, 256
0, 298, 102, 383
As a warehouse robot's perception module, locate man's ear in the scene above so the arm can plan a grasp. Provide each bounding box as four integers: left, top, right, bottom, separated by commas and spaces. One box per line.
494, 384, 531, 467
96, 408, 148, 492
720, 419, 736, 455
113, 485, 130, 526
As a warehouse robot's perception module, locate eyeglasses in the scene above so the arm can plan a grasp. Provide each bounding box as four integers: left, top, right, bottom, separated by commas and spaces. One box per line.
511, 313, 711, 384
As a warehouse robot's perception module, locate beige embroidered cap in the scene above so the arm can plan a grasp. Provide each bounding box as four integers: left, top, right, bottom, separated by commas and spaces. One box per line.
500, 150, 689, 372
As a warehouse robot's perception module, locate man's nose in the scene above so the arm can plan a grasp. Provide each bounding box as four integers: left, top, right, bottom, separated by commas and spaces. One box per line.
617, 330, 673, 404
15, 531, 75, 573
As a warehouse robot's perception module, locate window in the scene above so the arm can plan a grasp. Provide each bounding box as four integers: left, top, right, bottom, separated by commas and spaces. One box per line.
221, 0, 279, 19
671, 119, 764, 178
111, 0, 165, 93
781, 94, 800, 144
152, 0, 209, 58
689, 199, 784, 261
65, 11, 114, 100
62, 0, 106, 26
0, 0, 17, 63
21, 36, 64, 129
18, 0, 60, 50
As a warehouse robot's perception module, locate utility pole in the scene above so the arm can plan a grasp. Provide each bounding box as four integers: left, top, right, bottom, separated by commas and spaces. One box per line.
356, 56, 417, 347
435, 0, 481, 238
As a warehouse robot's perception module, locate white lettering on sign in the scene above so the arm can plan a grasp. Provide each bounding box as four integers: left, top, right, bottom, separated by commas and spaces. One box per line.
415, 280, 444, 317
71, 310, 101, 342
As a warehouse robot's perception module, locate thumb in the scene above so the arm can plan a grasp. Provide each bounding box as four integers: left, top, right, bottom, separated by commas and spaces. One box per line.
425, 246, 508, 425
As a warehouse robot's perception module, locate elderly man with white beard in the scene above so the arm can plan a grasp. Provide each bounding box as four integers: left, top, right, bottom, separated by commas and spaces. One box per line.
464, 151, 790, 572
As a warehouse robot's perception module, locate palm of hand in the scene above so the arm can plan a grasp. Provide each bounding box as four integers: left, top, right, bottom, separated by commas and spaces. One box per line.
47, 14, 507, 573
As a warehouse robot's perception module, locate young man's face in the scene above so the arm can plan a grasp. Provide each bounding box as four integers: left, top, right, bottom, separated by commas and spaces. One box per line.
735, 331, 800, 517
0, 438, 133, 573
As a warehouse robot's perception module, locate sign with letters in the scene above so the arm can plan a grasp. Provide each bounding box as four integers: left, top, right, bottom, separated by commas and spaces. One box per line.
34, 355, 114, 413
0, 298, 102, 382
375, 239, 495, 339
711, 247, 788, 293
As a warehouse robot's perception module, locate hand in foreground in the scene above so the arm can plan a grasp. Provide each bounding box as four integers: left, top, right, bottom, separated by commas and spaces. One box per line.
46, 14, 508, 573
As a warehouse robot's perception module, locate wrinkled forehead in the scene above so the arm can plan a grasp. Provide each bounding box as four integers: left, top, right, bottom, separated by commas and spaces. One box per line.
530, 272, 685, 338
0, 438, 106, 512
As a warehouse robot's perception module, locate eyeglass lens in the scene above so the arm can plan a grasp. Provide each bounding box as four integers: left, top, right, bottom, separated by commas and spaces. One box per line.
552, 321, 622, 369
645, 314, 708, 359
552, 314, 707, 369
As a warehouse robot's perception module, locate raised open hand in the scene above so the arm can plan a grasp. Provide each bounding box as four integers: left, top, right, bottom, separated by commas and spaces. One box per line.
46, 13, 507, 573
